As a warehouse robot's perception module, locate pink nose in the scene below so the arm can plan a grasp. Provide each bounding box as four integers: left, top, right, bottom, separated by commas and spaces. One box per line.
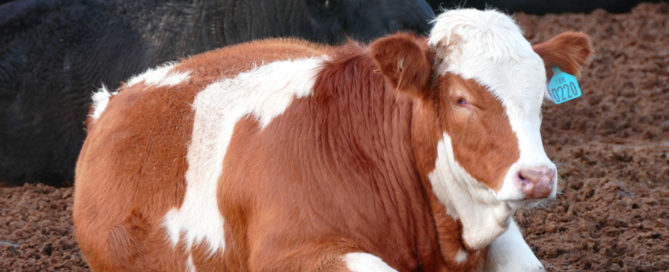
516, 166, 556, 199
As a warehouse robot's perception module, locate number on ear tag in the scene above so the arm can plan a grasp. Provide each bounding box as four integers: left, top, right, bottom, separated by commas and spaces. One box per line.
548, 67, 582, 104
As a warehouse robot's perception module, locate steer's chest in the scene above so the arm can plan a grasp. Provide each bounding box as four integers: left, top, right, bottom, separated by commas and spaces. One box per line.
427, 201, 488, 271
438, 232, 487, 271
447, 247, 487, 271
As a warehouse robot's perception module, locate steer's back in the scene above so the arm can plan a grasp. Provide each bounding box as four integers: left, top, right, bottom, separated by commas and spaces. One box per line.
73, 39, 327, 271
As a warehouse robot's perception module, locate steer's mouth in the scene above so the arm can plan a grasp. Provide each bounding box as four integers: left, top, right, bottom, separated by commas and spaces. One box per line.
506, 196, 554, 210
496, 172, 558, 212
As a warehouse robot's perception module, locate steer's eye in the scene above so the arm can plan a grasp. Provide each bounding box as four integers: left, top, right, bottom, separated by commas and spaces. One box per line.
450, 92, 472, 109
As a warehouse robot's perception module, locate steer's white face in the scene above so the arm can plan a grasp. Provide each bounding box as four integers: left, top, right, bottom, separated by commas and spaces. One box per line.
425, 9, 562, 249
367, 7, 591, 251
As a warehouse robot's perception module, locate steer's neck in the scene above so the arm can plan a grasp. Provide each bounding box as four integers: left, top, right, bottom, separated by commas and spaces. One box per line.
301, 45, 442, 268
304, 45, 488, 269
310, 48, 424, 209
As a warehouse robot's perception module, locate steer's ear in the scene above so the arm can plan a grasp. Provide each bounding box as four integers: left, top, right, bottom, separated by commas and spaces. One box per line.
371, 33, 431, 99
533, 31, 593, 79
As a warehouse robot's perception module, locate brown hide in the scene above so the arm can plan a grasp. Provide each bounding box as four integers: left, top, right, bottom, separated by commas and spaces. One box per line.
533, 31, 593, 79
219, 42, 448, 271
74, 39, 327, 271
74, 30, 593, 271
436, 74, 520, 192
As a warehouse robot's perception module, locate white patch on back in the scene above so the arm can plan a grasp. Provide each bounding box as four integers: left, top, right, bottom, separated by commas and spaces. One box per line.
485, 219, 544, 272
343, 252, 398, 272
125, 62, 191, 87
90, 63, 191, 123
162, 56, 326, 255
89, 85, 116, 122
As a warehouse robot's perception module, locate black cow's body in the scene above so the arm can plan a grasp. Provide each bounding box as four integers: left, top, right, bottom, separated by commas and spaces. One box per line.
0, 0, 434, 186
429, 0, 665, 14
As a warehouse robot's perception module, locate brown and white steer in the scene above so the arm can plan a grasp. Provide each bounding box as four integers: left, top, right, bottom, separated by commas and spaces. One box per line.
74, 9, 592, 272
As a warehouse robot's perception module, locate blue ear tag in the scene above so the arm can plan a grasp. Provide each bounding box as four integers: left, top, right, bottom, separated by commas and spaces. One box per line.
548, 67, 581, 104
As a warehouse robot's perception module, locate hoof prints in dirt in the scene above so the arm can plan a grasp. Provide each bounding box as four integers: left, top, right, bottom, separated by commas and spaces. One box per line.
1, 3, 668, 271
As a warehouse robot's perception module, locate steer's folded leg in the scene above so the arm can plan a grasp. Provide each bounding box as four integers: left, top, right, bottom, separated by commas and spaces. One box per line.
484, 219, 545, 272
249, 238, 400, 271
341, 252, 398, 272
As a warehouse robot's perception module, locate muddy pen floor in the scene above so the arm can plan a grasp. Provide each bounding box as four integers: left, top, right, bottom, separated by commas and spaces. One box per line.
1, 3, 668, 271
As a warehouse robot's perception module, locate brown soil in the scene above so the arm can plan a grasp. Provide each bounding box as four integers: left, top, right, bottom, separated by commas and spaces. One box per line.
1, 3, 668, 271
513, 3, 669, 271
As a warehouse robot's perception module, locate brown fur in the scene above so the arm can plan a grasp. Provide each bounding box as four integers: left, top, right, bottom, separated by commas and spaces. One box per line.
532, 31, 594, 79
73, 38, 326, 271
370, 33, 431, 99
438, 74, 520, 191
74, 31, 592, 271
219, 41, 444, 270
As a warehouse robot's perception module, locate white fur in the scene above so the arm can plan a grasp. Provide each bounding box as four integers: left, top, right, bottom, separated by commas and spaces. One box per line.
428, 134, 511, 249
90, 63, 191, 123
186, 254, 197, 272
125, 62, 191, 87
485, 219, 545, 271
89, 85, 116, 122
429, 9, 556, 201
162, 56, 326, 256
496, 104, 557, 202
455, 249, 469, 264
426, 9, 557, 247
343, 252, 398, 272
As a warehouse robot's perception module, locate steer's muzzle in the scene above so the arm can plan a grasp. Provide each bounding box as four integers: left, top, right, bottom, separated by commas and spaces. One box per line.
516, 166, 556, 199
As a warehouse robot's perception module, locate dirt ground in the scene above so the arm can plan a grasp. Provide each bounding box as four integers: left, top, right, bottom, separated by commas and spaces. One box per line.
1, 3, 667, 271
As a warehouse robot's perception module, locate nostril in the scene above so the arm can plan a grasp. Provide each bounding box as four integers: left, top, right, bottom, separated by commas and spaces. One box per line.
517, 166, 556, 199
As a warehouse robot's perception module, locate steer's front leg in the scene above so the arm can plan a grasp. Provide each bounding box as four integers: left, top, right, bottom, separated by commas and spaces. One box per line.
484, 219, 545, 272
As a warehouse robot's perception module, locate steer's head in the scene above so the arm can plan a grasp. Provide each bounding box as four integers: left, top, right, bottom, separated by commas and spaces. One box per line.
370, 9, 592, 249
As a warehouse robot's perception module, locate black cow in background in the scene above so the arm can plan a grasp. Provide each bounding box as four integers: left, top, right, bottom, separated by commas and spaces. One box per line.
428, 0, 666, 14
0, 0, 434, 186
